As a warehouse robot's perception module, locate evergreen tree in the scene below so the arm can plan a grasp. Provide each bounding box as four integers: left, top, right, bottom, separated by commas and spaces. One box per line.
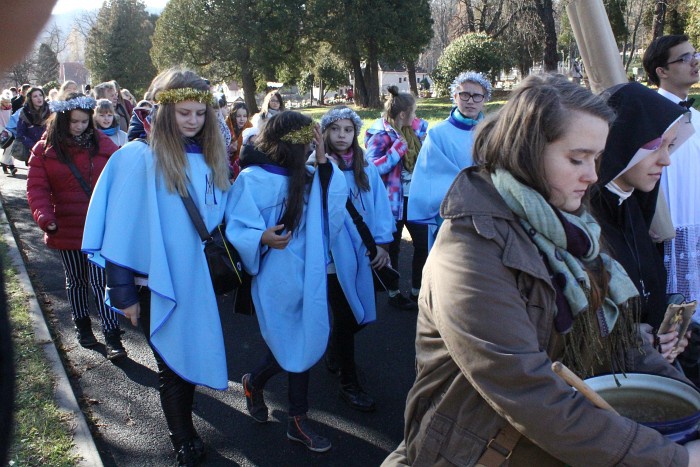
151, 0, 305, 114
35, 43, 59, 85
85, 0, 157, 94
308, 0, 432, 107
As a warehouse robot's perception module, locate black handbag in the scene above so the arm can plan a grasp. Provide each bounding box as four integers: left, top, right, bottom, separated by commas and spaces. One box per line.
8, 139, 29, 162
0, 132, 14, 150
180, 190, 245, 295
345, 199, 400, 292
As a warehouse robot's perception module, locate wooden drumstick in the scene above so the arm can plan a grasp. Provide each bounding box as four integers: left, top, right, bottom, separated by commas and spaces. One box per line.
551, 361, 619, 415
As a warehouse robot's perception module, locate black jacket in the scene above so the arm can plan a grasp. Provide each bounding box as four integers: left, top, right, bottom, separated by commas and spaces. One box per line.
591, 82, 689, 328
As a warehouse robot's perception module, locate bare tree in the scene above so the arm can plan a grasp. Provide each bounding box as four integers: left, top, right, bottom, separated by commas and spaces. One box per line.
42, 23, 67, 56
72, 10, 98, 41
6, 54, 36, 86
621, 0, 652, 71
651, 0, 666, 39
419, 0, 459, 71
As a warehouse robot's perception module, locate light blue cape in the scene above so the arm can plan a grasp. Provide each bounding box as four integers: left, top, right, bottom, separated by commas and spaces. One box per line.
408, 111, 477, 249
227, 162, 346, 372
83, 141, 230, 390
331, 162, 395, 325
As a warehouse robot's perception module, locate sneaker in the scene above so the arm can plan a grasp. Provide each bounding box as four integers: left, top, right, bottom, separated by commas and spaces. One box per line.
340, 382, 376, 412
242, 373, 268, 423
287, 415, 332, 452
388, 293, 418, 311
175, 437, 205, 466
104, 329, 127, 361
74, 317, 98, 347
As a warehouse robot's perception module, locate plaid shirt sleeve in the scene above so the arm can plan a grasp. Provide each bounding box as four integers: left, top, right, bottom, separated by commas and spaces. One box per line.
365, 131, 407, 176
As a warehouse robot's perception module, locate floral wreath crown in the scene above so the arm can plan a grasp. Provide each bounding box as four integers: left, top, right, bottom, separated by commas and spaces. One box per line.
280, 122, 315, 145
49, 96, 97, 113
156, 87, 215, 106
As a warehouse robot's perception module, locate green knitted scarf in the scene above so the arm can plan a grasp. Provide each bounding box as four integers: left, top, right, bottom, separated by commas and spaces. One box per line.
491, 169, 640, 376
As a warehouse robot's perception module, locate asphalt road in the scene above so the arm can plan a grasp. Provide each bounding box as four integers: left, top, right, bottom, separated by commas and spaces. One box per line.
1, 164, 421, 466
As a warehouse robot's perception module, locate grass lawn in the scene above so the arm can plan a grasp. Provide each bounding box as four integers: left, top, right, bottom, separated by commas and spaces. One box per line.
299, 97, 506, 149
2, 239, 77, 466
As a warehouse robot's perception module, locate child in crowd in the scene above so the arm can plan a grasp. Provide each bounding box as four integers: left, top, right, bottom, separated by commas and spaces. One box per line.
225, 101, 252, 179
26, 93, 125, 360
365, 86, 428, 310
0, 90, 16, 175
231, 110, 345, 453
83, 68, 232, 466
319, 106, 394, 412
242, 90, 284, 144
94, 99, 127, 147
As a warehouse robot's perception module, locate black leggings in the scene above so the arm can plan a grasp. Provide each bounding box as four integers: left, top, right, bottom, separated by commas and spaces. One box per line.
249, 348, 310, 417
138, 288, 197, 447
389, 198, 429, 290
327, 274, 363, 384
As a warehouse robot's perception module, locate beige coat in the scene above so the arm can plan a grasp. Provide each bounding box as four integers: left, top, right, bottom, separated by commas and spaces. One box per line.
383, 168, 688, 467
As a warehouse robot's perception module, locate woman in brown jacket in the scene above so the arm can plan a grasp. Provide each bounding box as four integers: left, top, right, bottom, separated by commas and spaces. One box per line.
383, 74, 700, 466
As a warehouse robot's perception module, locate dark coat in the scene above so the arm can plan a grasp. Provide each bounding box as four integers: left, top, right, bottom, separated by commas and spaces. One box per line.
27, 131, 118, 250
591, 187, 668, 327
384, 168, 688, 467
592, 82, 690, 328
16, 106, 48, 150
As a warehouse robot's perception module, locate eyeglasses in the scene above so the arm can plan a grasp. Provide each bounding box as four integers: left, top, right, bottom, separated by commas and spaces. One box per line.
665, 52, 700, 66
457, 91, 485, 103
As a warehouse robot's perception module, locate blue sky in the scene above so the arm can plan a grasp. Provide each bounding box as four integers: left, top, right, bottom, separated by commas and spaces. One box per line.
52, 0, 168, 15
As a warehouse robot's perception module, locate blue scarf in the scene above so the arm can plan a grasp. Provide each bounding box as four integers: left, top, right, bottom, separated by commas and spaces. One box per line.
99, 126, 117, 136
448, 108, 483, 130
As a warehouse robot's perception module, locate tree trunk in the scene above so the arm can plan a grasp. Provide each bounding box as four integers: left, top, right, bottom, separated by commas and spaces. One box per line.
534, 0, 559, 71
351, 55, 369, 108
652, 1, 666, 39
365, 38, 381, 108
407, 61, 418, 96
240, 60, 259, 114
319, 78, 325, 105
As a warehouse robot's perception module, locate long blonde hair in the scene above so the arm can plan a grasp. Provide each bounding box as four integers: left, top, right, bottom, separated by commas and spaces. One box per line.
149, 67, 229, 195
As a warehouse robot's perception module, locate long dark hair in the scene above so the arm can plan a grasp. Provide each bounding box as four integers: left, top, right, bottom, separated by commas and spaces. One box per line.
23, 87, 50, 125
229, 101, 249, 138
255, 111, 312, 233
45, 93, 99, 163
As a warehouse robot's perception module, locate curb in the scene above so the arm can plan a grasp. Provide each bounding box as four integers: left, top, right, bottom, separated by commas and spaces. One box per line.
0, 205, 104, 467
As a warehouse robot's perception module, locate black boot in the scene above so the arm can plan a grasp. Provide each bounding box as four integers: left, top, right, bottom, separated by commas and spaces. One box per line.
104, 329, 127, 360
172, 436, 205, 467
9, 165, 16, 176
339, 369, 376, 412
74, 316, 98, 347
1, 164, 8, 174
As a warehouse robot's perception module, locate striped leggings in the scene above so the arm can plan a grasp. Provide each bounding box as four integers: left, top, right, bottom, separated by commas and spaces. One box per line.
58, 249, 120, 332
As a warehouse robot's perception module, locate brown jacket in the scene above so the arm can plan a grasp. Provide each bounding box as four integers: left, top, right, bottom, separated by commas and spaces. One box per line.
383, 168, 688, 467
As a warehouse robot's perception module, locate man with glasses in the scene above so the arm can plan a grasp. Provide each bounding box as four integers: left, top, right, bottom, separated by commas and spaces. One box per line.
643, 34, 700, 382
408, 71, 491, 249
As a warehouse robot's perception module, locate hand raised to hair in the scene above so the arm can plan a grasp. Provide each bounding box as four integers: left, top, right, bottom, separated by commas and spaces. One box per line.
313, 124, 326, 164
261, 224, 292, 250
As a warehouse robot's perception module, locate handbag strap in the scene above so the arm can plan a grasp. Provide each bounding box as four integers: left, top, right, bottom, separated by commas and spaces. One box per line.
344, 198, 377, 259
180, 189, 212, 243
66, 160, 92, 197
476, 423, 521, 466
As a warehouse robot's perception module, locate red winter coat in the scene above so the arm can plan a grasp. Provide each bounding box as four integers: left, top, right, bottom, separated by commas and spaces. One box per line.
27, 132, 118, 250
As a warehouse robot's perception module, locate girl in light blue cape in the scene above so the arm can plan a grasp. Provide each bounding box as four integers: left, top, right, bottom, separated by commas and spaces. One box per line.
230, 111, 344, 453
82, 68, 231, 465
319, 106, 394, 413
408, 71, 490, 250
